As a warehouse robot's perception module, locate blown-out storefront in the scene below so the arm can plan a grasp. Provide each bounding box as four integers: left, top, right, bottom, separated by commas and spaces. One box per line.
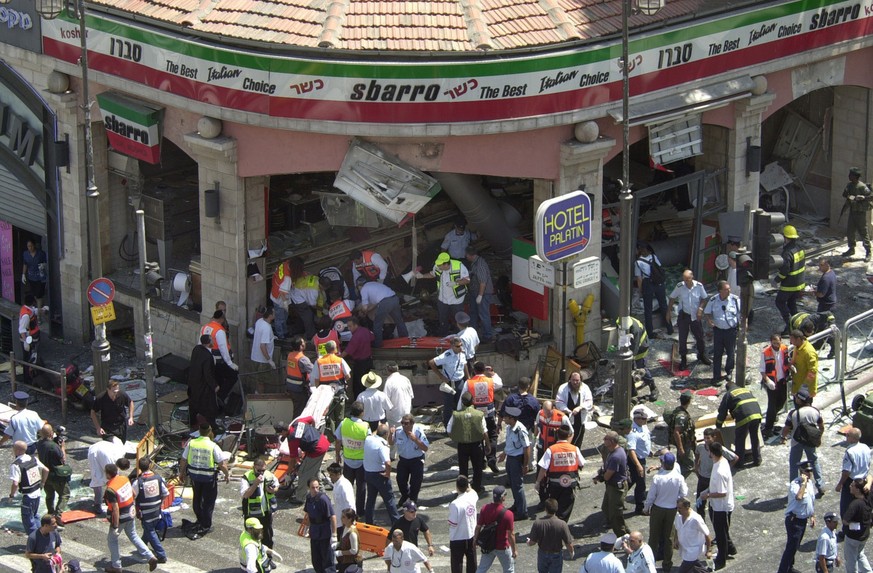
2, 0, 873, 384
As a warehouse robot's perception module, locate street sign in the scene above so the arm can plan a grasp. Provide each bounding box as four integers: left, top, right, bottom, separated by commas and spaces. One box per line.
528, 255, 555, 288
87, 278, 116, 306
573, 256, 601, 288
534, 190, 592, 263
90, 302, 116, 325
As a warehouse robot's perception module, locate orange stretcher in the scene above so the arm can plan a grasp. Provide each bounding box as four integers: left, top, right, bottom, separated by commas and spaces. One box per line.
356, 522, 391, 556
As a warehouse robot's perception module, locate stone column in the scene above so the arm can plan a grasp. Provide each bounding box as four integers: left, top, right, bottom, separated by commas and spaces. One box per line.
183, 133, 251, 346
725, 92, 776, 216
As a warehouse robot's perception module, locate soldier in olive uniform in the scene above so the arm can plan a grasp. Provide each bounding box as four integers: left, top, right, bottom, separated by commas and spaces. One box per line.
670, 390, 696, 478
841, 167, 873, 261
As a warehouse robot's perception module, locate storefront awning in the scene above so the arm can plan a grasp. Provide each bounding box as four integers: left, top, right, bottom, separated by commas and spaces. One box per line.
609, 75, 755, 126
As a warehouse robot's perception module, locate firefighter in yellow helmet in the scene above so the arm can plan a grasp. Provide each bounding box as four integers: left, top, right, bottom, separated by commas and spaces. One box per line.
773, 225, 805, 336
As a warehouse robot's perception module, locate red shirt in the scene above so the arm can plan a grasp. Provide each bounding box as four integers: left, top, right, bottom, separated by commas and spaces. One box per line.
286, 416, 330, 459
477, 502, 514, 550
344, 327, 374, 361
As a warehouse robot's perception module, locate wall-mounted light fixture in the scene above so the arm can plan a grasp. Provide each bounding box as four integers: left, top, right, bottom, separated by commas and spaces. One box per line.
204, 181, 220, 223
746, 137, 762, 176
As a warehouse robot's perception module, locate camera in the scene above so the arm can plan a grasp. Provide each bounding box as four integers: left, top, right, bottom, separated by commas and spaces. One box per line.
54, 425, 68, 446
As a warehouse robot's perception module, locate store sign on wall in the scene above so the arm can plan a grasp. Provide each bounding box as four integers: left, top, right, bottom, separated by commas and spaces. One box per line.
40, 0, 873, 125
95, 92, 163, 164
0, 88, 44, 182
0, 0, 42, 53
534, 191, 592, 264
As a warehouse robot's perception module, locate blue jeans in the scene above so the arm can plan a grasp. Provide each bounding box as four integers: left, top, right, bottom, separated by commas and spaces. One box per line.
777, 514, 808, 573
536, 551, 563, 573
844, 536, 873, 573
788, 443, 824, 490
273, 305, 289, 339
476, 547, 514, 573
364, 471, 401, 526
108, 520, 153, 568
468, 293, 493, 339
140, 519, 167, 560
20, 495, 40, 535
374, 295, 407, 347
505, 454, 527, 517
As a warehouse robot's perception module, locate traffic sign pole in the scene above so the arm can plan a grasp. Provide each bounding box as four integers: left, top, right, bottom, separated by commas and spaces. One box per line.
87, 278, 115, 396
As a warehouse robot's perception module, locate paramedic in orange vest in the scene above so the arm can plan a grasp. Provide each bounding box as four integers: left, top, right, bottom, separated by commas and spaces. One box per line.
286, 336, 313, 419
200, 309, 239, 406
270, 258, 292, 339
534, 399, 572, 500
312, 315, 341, 358
534, 426, 585, 522
312, 341, 352, 434
104, 461, 157, 572
327, 286, 355, 343
350, 250, 389, 285
459, 361, 500, 474
18, 294, 40, 381
760, 332, 792, 438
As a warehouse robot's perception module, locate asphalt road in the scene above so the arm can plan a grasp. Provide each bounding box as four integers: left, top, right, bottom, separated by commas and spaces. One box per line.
1, 231, 871, 572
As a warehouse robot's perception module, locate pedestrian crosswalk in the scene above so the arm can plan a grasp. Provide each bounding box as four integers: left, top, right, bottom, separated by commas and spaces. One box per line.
0, 505, 454, 572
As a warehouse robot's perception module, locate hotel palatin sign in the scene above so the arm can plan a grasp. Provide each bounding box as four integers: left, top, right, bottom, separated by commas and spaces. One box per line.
42, 0, 873, 125
96, 92, 163, 164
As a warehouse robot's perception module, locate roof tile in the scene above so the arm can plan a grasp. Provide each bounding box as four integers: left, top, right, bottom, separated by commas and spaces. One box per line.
88, 0, 710, 51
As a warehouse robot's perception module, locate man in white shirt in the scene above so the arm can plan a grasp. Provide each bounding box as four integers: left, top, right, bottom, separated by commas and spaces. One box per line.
357, 278, 408, 347
700, 442, 735, 569
582, 533, 625, 573
621, 531, 657, 573
455, 313, 480, 366
448, 475, 479, 573
326, 463, 355, 537
357, 372, 393, 431
673, 497, 712, 573
429, 338, 469, 429
416, 252, 470, 336
249, 307, 276, 394
385, 529, 433, 573
87, 434, 125, 514
554, 371, 593, 448
644, 452, 688, 572
384, 363, 413, 428
363, 424, 401, 526
441, 218, 476, 260
666, 270, 711, 371
0, 391, 44, 453
7, 440, 48, 535
835, 427, 871, 516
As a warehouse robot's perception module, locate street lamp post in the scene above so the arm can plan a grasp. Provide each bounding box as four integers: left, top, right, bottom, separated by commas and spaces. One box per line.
8, 0, 113, 394
616, 0, 664, 422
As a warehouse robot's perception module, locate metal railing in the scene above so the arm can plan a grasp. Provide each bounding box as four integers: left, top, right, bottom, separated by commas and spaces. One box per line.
808, 324, 842, 391
842, 308, 873, 377
5, 354, 68, 422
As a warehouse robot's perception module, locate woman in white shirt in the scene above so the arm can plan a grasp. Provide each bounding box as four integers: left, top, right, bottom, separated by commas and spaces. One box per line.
335, 508, 362, 573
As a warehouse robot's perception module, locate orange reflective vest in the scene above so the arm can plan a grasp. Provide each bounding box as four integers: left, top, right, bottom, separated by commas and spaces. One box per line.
538, 409, 565, 450
286, 350, 307, 383
315, 353, 345, 384
20, 306, 38, 336
546, 441, 580, 477
763, 344, 791, 382
313, 330, 340, 357
201, 320, 231, 357
270, 261, 291, 300
106, 475, 135, 518
355, 251, 381, 281
329, 300, 353, 322
466, 375, 494, 409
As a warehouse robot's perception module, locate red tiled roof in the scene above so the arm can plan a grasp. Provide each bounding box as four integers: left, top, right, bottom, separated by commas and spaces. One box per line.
88, 0, 718, 52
